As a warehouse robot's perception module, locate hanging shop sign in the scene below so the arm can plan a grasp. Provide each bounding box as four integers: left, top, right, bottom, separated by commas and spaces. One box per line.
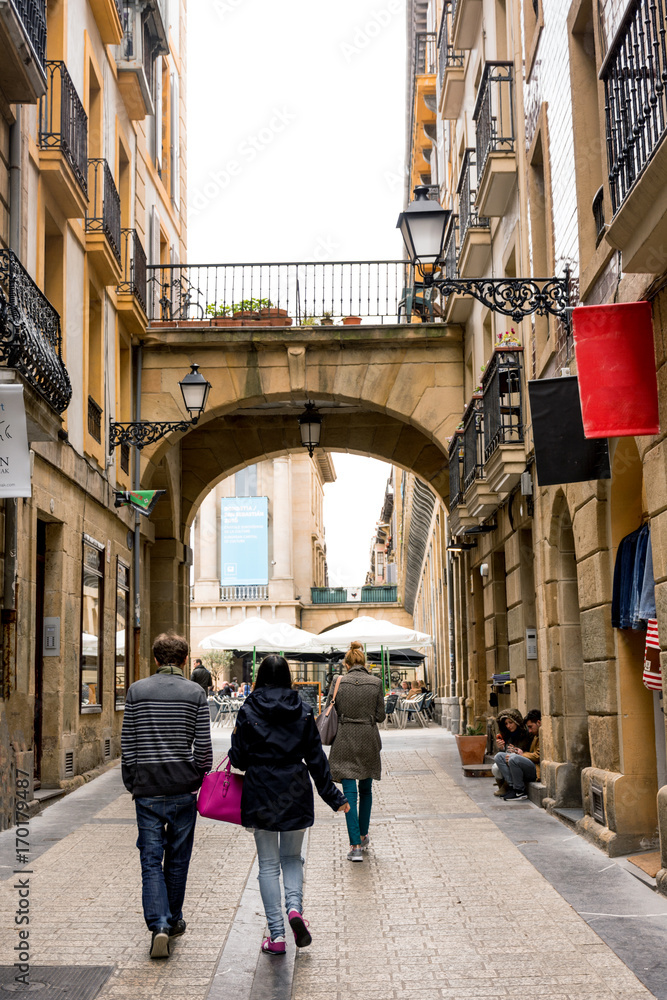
0, 385, 31, 497
572, 301, 660, 438
528, 376, 611, 486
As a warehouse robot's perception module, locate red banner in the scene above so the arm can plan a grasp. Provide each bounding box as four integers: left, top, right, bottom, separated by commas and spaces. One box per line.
572, 301, 659, 438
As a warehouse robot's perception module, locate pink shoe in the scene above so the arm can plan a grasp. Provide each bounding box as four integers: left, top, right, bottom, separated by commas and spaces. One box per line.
287, 909, 312, 948
261, 935, 286, 956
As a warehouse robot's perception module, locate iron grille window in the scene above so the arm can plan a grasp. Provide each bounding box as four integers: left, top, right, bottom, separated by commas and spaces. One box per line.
9, 0, 47, 70
601, 0, 667, 214
39, 61, 88, 194
88, 396, 102, 442
120, 442, 130, 474
482, 349, 523, 461
444, 215, 459, 279
457, 149, 489, 247
473, 61, 515, 181
86, 158, 122, 263
462, 398, 484, 492
118, 228, 147, 312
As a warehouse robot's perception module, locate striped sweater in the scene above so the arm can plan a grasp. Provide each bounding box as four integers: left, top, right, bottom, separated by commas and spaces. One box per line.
121, 668, 213, 797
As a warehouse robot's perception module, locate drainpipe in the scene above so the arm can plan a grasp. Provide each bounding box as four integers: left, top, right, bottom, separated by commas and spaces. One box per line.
133, 344, 143, 679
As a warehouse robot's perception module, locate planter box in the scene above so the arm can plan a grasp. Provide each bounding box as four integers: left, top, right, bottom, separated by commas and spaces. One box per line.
454, 734, 488, 765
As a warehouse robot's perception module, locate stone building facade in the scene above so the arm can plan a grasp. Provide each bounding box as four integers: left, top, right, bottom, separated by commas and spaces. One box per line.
0, 0, 187, 827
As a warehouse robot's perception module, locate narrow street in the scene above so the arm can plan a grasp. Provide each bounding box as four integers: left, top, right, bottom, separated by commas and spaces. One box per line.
1, 729, 665, 1000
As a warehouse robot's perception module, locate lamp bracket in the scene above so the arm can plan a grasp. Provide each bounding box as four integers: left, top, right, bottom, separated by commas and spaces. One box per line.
109, 418, 197, 453
422, 272, 570, 323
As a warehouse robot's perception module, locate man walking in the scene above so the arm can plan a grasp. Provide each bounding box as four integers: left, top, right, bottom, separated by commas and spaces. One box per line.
121, 633, 213, 959
190, 657, 212, 695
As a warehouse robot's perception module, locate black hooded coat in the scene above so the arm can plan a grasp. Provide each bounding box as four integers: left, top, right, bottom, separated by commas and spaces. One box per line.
228, 686, 346, 831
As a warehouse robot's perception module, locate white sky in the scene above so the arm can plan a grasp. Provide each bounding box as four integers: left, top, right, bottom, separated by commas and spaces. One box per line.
188, 0, 406, 585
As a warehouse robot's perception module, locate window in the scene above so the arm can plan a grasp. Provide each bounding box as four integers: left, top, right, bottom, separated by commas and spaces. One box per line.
81, 537, 104, 712
235, 465, 257, 496
115, 560, 130, 709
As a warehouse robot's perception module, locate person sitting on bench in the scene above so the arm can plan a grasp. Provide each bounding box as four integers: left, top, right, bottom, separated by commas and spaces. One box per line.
499, 709, 541, 801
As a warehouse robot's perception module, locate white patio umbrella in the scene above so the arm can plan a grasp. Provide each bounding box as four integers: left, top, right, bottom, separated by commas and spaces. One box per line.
199, 617, 324, 678
312, 616, 434, 691
259, 621, 324, 654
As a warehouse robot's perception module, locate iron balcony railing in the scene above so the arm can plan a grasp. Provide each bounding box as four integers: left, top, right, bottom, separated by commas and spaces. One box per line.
473, 61, 515, 181
443, 215, 459, 279
86, 158, 122, 263
118, 228, 147, 312
147, 261, 416, 325
481, 348, 523, 461
592, 185, 605, 245
9, 0, 47, 71
448, 434, 463, 509
220, 585, 269, 601
310, 586, 397, 604
88, 396, 102, 442
437, 2, 464, 92
415, 31, 437, 75
457, 149, 489, 246
361, 585, 398, 603
39, 61, 88, 195
310, 587, 347, 604
0, 249, 71, 413
601, 0, 667, 214
462, 396, 484, 493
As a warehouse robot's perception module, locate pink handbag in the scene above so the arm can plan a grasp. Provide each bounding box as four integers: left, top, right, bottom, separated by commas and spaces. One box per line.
197, 756, 244, 825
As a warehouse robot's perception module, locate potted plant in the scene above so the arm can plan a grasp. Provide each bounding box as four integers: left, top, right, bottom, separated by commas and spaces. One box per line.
257, 301, 292, 326
320, 312, 334, 326
495, 328, 522, 349
454, 722, 488, 765
342, 315, 362, 325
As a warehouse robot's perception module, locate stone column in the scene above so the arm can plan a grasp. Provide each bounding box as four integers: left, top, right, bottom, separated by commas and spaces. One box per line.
195, 489, 219, 603
271, 457, 293, 601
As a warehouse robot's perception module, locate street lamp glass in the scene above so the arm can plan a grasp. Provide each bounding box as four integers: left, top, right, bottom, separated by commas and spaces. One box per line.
299, 402, 322, 457
179, 363, 211, 418
396, 185, 450, 267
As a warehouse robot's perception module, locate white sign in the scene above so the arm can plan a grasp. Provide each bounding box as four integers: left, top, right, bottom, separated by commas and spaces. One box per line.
0, 386, 31, 497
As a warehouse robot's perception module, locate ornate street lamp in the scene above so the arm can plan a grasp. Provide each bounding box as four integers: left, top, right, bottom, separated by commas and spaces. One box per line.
298, 402, 322, 458
397, 186, 570, 323
109, 363, 212, 453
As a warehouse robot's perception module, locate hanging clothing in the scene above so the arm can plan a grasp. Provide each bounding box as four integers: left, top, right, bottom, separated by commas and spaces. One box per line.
638, 531, 656, 620
611, 523, 650, 630
643, 618, 662, 691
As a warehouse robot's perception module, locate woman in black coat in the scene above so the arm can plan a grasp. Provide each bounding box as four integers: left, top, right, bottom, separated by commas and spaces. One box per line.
229, 655, 348, 956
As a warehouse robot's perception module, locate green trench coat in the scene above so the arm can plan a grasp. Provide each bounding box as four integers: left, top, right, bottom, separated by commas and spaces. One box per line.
326, 665, 386, 782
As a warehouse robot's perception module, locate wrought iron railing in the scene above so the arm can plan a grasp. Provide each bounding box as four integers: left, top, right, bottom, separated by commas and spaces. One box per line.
601, 0, 667, 213
120, 442, 130, 474
361, 586, 398, 603
310, 587, 348, 604
88, 396, 102, 442
118, 229, 147, 312
443, 215, 459, 279
481, 348, 523, 461
9, 0, 47, 71
86, 158, 122, 263
425, 184, 440, 201
39, 61, 88, 194
309, 586, 397, 604
592, 185, 605, 245
457, 149, 489, 246
0, 249, 71, 413
220, 585, 269, 601
449, 434, 463, 508
437, 2, 465, 91
462, 396, 484, 492
415, 31, 437, 75
473, 61, 515, 180
147, 261, 414, 325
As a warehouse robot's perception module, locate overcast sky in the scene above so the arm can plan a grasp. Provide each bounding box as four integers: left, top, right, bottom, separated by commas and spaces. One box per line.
188, 0, 407, 585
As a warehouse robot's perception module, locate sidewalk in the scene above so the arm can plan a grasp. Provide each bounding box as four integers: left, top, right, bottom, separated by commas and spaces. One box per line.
0, 728, 665, 1000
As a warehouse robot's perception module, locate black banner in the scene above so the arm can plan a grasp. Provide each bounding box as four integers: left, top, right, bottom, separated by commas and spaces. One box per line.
528, 376, 611, 486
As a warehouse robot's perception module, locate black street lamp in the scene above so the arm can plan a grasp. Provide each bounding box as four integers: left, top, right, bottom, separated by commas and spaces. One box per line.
298, 402, 322, 458
397, 186, 570, 323
109, 363, 212, 453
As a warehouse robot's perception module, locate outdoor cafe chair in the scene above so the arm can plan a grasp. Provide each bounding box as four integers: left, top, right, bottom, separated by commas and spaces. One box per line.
397, 694, 427, 728
383, 693, 400, 729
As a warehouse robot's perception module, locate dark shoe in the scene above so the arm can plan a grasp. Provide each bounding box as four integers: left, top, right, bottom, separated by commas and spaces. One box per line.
169, 919, 186, 938
150, 927, 170, 959
288, 909, 312, 948
503, 789, 527, 800
261, 936, 286, 955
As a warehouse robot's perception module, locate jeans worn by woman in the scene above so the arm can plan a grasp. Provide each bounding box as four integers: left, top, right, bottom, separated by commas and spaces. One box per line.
254, 829, 306, 938
341, 778, 373, 845
134, 793, 198, 931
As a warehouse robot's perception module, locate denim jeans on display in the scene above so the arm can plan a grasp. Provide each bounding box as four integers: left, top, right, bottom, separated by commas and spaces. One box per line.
341, 778, 373, 846
612, 524, 650, 629
493, 751, 536, 792
253, 828, 306, 938
134, 792, 198, 931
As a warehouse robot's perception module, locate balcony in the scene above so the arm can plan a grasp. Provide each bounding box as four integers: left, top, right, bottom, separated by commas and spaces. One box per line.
410, 32, 437, 189
0, 0, 46, 103
0, 249, 72, 416
437, 3, 465, 120
442, 215, 473, 324
39, 61, 88, 219
481, 347, 525, 498
89, 0, 123, 45
473, 62, 516, 217
220, 585, 269, 601
117, 228, 147, 333
462, 395, 497, 518
451, 0, 482, 49
86, 158, 122, 284
456, 150, 491, 278
116, 0, 168, 119
601, 0, 667, 271
448, 431, 477, 535
309, 586, 398, 605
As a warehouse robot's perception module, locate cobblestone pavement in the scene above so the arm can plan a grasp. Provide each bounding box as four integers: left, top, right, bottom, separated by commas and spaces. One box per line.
0, 728, 664, 1000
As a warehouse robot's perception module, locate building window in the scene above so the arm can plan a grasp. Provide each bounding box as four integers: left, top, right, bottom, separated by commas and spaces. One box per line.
81, 537, 104, 713
115, 560, 130, 709
235, 464, 257, 496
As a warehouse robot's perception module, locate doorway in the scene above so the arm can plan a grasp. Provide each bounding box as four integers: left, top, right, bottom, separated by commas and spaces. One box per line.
34, 520, 46, 784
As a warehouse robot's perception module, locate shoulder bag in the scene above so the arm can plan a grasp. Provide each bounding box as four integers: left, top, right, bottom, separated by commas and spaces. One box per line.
197, 755, 243, 825
316, 674, 342, 746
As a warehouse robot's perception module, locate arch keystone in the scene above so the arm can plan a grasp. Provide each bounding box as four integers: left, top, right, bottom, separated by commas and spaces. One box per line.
287, 345, 306, 392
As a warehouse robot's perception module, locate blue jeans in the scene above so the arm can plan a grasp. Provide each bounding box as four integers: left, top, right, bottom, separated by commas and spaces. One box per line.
135, 793, 198, 931
254, 829, 306, 938
341, 778, 373, 846
493, 751, 536, 792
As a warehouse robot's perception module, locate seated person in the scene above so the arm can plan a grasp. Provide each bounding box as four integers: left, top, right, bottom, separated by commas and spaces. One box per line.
492, 708, 533, 796
406, 681, 423, 700
497, 709, 541, 801
220, 682, 232, 698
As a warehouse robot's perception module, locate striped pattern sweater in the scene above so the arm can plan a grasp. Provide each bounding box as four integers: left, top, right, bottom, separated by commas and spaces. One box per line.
121, 669, 213, 797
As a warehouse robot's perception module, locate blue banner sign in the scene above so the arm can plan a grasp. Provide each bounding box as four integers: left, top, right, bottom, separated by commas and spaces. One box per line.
220, 497, 269, 586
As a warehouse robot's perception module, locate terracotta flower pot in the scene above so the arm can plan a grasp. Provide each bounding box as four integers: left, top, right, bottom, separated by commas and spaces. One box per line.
258, 307, 289, 319
342, 315, 362, 325
320, 318, 334, 326
454, 734, 488, 765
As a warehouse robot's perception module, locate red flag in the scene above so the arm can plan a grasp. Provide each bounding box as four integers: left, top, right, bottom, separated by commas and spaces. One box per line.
572, 301, 659, 438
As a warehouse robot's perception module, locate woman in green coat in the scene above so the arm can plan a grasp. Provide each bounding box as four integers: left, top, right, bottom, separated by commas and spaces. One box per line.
327, 642, 385, 862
